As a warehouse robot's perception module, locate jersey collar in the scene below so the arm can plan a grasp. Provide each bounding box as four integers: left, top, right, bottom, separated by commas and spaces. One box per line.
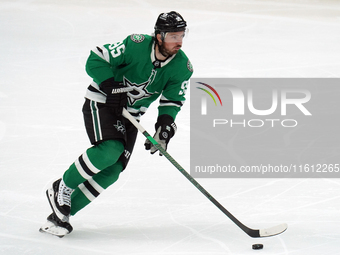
151, 42, 176, 69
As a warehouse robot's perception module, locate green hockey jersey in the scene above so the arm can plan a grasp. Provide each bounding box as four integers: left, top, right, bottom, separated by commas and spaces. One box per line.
85, 34, 193, 121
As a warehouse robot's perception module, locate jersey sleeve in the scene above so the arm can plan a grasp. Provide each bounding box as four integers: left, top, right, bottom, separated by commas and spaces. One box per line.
158, 60, 193, 120
85, 37, 130, 84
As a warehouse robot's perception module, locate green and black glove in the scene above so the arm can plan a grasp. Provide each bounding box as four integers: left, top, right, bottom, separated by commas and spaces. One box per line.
144, 114, 177, 156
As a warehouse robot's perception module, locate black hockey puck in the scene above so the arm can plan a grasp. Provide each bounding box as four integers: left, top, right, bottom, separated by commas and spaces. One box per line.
252, 244, 264, 250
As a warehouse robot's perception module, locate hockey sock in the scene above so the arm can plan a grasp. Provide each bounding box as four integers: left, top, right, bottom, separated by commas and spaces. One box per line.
70, 160, 124, 215
63, 139, 124, 189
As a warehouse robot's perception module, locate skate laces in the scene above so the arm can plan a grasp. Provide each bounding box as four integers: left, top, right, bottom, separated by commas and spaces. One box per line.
57, 180, 74, 207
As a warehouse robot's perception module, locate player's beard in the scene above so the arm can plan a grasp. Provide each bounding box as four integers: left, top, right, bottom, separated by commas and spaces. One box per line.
158, 43, 181, 58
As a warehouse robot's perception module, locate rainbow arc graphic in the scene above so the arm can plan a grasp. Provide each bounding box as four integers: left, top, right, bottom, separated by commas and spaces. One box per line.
196, 82, 223, 106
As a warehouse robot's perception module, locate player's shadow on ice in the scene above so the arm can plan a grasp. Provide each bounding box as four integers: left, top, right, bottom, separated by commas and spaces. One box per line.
67, 222, 230, 243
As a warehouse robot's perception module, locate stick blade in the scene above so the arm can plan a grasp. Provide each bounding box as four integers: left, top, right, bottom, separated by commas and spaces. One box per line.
259, 223, 288, 237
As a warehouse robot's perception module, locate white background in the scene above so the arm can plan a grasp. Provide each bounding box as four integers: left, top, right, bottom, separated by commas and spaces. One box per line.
1, 0, 340, 254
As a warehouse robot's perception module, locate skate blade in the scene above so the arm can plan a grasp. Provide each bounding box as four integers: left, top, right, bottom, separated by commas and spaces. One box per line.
39, 221, 69, 238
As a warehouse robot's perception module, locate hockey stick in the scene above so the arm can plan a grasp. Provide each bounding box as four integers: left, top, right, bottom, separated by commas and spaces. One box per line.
122, 108, 287, 238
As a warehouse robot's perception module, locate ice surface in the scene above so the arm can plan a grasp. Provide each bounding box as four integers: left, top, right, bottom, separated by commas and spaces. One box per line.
1, 0, 340, 254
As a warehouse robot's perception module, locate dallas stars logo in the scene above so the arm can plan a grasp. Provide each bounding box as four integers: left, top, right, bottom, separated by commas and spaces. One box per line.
130, 34, 145, 43
124, 77, 153, 105
114, 120, 126, 134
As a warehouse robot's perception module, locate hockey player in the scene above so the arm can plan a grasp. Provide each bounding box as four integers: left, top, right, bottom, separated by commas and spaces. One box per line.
39, 11, 193, 237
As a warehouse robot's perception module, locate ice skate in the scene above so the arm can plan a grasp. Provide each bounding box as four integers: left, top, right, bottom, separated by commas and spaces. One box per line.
46, 178, 74, 222
39, 213, 73, 237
